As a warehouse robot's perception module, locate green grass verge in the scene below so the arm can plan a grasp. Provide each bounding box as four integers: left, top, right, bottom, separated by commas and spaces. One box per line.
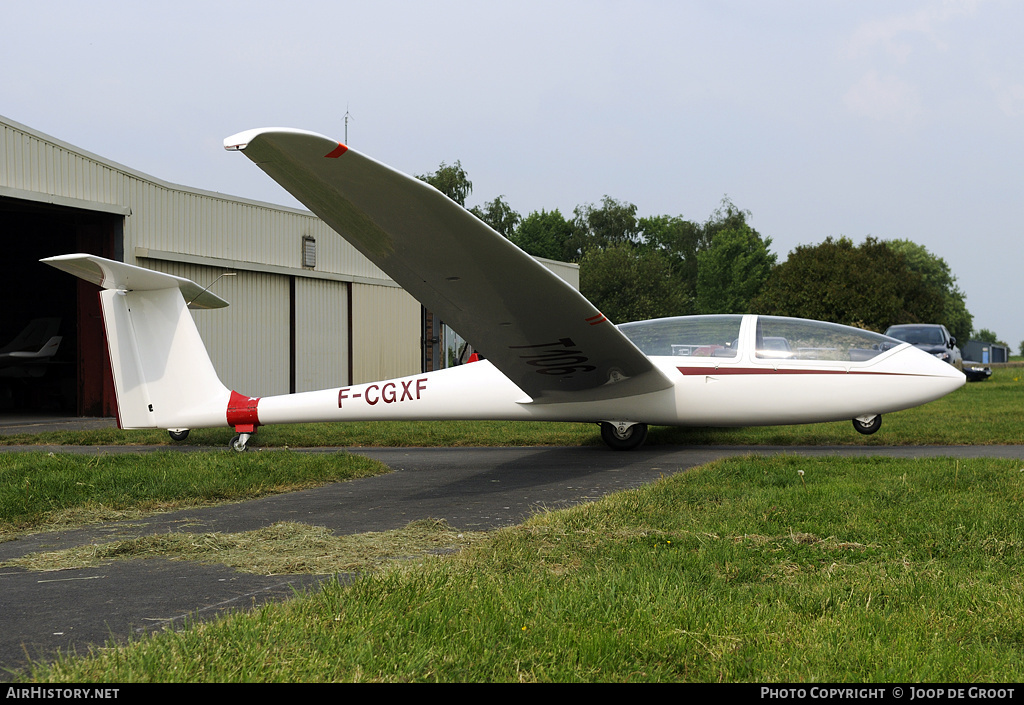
0, 451, 388, 536
15, 454, 1024, 682
3, 367, 1023, 448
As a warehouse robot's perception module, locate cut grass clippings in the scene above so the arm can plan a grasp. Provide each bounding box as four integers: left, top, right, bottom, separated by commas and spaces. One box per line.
2, 518, 485, 576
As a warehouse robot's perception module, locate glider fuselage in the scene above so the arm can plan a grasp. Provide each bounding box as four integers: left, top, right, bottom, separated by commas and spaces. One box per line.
251, 313, 964, 430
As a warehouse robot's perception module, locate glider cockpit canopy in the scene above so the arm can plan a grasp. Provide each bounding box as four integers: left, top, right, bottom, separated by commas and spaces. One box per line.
618, 315, 903, 363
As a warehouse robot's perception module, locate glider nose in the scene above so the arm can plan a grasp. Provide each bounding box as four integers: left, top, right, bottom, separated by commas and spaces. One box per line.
900, 343, 967, 397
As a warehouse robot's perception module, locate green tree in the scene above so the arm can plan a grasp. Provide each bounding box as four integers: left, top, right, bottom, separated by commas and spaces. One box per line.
570, 196, 640, 259
695, 225, 776, 314
637, 214, 705, 260
469, 195, 521, 238
416, 160, 473, 206
975, 328, 1007, 347
702, 198, 756, 241
510, 209, 578, 262
753, 236, 943, 331
635, 197, 759, 313
885, 239, 973, 344
579, 243, 688, 324
638, 198, 749, 263
636, 214, 705, 309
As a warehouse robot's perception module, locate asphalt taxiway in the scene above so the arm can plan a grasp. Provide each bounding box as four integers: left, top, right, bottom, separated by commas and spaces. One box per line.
3, 443, 1024, 679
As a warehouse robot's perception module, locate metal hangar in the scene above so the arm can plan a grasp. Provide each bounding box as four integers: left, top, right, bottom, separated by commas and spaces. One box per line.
0, 114, 578, 419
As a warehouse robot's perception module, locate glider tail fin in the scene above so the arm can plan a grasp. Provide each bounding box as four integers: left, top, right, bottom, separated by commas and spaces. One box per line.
41, 254, 232, 430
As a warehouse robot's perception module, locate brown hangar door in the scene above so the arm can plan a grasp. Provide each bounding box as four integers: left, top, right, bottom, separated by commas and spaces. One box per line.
0, 196, 118, 418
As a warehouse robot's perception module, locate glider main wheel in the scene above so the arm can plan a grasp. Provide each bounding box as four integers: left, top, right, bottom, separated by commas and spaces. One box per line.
600, 422, 649, 451
168, 429, 190, 442
852, 415, 882, 435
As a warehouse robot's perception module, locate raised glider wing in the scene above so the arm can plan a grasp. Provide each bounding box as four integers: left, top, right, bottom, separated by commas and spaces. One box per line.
42, 128, 966, 450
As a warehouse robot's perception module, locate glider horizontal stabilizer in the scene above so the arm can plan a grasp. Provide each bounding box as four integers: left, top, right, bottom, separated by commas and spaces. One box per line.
41, 254, 229, 310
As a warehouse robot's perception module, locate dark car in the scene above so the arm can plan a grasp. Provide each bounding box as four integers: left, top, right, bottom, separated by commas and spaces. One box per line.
883, 324, 963, 370
962, 362, 992, 382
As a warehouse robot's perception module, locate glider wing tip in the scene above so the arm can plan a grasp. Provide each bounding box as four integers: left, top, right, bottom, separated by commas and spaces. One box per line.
223, 128, 263, 152
223, 127, 335, 152
40, 253, 90, 264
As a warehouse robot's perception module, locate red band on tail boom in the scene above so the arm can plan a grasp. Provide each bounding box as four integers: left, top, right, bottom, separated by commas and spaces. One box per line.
227, 390, 261, 432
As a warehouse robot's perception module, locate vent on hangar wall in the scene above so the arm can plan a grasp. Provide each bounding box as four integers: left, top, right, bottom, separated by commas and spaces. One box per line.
302, 236, 316, 269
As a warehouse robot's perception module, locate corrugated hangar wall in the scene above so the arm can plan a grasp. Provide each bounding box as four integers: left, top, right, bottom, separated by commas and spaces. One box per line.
0, 114, 422, 416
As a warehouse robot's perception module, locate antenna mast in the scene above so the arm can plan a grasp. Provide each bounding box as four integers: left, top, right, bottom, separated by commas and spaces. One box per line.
344, 107, 354, 144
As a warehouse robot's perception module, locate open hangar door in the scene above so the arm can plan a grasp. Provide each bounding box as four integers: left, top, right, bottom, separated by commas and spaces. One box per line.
0, 196, 118, 417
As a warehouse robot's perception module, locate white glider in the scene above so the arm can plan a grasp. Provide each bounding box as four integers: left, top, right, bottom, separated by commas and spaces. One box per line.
42, 128, 965, 450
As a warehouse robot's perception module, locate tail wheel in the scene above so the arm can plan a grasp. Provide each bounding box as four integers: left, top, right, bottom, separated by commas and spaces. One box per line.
230, 433, 251, 452
600, 422, 649, 451
852, 415, 882, 435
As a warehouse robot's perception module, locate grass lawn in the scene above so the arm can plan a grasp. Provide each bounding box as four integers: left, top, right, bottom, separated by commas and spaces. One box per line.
0, 450, 388, 536
11, 454, 1024, 682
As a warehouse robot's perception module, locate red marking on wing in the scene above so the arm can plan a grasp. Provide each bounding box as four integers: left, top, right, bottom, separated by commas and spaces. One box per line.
227, 390, 261, 431
586, 314, 607, 326
324, 143, 349, 158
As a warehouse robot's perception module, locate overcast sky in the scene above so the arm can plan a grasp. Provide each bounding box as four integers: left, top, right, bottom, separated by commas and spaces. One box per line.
4, 1, 1022, 347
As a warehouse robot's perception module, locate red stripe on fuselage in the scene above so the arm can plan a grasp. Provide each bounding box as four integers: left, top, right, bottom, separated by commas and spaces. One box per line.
676, 366, 899, 376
